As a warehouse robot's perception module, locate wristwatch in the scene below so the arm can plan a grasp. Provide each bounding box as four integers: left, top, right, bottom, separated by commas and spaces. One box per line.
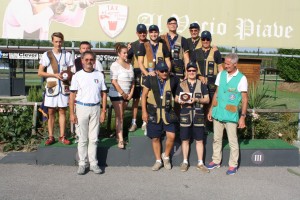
241, 114, 246, 117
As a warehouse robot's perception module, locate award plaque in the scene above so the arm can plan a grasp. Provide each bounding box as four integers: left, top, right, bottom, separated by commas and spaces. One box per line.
179, 92, 192, 103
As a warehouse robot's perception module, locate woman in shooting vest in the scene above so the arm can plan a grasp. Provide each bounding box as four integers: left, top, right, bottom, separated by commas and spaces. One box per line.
175, 61, 210, 173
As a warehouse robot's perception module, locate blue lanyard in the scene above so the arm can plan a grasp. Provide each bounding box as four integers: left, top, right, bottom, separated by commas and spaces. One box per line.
150, 43, 158, 60
157, 76, 166, 97
167, 34, 178, 50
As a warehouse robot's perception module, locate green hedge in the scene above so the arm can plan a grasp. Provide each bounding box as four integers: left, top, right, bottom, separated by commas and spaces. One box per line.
277, 49, 300, 82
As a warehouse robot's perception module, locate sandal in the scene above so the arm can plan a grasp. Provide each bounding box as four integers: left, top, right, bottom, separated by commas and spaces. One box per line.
118, 141, 125, 149
59, 136, 71, 145
45, 136, 55, 146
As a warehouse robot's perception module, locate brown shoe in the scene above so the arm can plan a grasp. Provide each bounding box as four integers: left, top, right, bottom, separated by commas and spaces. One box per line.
128, 124, 137, 132
161, 153, 171, 170
197, 164, 210, 173
152, 161, 162, 171
45, 136, 55, 146
59, 136, 71, 145
180, 162, 189, 172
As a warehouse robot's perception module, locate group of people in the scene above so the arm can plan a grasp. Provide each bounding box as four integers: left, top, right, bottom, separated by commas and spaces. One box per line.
38, 16, 248, 176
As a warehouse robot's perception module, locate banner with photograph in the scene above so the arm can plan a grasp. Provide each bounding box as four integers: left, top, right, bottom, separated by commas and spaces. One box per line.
0, 0, 299, 48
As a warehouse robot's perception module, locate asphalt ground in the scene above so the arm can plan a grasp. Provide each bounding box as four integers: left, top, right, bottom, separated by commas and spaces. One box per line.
0, 163, 299, 200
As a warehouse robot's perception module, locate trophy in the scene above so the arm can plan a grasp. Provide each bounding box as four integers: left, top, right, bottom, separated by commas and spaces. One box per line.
179, 92, 192, 103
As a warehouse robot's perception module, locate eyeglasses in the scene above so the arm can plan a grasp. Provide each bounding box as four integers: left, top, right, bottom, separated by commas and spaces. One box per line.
201, 38, 210, 41
159, 70, 168, 73
168, 22, 177, 25
189, 29, 199, 33
187, 70, 196, 72
84, 59, 94, 61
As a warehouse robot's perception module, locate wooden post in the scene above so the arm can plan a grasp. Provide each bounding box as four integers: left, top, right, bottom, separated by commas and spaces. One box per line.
32, 102, 37, 135
106, 104, 113, 134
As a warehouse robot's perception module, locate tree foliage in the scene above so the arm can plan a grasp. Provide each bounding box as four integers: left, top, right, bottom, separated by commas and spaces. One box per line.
277, 49, 300, 82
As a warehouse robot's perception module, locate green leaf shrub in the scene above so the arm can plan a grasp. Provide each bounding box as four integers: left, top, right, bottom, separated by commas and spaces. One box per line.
0, 105, 40, 152
277, 49, 300, 82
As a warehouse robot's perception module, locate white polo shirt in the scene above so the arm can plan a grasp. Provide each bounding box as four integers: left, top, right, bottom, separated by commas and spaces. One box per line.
215, 69, 248, 92
70, 69, 107, 104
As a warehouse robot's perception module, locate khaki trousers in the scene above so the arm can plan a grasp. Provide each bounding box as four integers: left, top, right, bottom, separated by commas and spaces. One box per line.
76, 104, 100, 166
212, 119, 239, 167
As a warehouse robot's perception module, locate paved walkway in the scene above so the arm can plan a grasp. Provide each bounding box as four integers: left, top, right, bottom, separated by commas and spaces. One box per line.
0, 164, 299, 200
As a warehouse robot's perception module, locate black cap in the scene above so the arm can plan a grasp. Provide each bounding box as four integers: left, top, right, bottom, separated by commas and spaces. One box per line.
149, 25, 159, 32
201, 31, 212, 40
189, 23, 200, 30
155, 61, 168, 71
136, 24, 147, 32
167, 17, 177, 23
187, 61, 197, 70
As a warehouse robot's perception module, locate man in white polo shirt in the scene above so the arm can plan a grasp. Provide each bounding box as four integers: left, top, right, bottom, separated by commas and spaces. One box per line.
69, 51, 107, 175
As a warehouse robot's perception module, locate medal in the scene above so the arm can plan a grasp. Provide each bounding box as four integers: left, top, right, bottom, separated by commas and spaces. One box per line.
171, 49, 174, 53
153, 59, 156, 62
48, 88, 54, 94
62, 72, 68, 80
160, 96, 163, 99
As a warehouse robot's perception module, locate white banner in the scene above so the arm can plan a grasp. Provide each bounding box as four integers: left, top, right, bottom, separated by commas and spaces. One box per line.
0, 0, 299, 49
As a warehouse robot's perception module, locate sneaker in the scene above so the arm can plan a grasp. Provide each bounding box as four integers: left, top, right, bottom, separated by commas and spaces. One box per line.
197, 164, 210, 173
45, 136, 55, 146
77, 165, 86, 175
180, 162, 189, 172
226, 167, 238, 175
59, 136, 71, 145
161, 153, 172, 170
206, 162, 220, 170
141, 122, 147, 130
90, 165, 101, 174
152, 161, 162, 171
128, 124, 137, 132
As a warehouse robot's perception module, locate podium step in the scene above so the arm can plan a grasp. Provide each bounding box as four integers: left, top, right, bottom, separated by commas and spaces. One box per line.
35, 129, 299, 167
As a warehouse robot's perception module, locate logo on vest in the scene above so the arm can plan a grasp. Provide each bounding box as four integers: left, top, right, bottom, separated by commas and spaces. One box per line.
98, 4, 128, 38
94, 79, 99, 84
229, 94, 236, 101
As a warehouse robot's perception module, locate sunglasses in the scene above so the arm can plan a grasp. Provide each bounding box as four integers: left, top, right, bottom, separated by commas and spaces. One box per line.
201, 38, 210, 41
187, 70, 196, 72
159, 70, 168, 73
138, 31, 147, 34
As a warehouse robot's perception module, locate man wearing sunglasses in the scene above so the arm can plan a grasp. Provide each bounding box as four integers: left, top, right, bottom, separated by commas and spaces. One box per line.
199, 30, 223, 98
70, 51, 107, 175
141, 61, 179, 171
127, 24, 149, 132
160, 17, 189, 80
175, 62, 210, 173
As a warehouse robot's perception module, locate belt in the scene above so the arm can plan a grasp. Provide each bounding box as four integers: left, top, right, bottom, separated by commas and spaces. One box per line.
76, 101, 100, 107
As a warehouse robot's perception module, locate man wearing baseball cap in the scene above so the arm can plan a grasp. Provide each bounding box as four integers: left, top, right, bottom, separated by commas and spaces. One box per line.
175, 61, 210, 172
199, 30, 223, 98
141, 61, 179, 171
187, 24, 223, 92
160, 17, 189, 80
137, 24, 171, 79
127, 24, 149, 132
